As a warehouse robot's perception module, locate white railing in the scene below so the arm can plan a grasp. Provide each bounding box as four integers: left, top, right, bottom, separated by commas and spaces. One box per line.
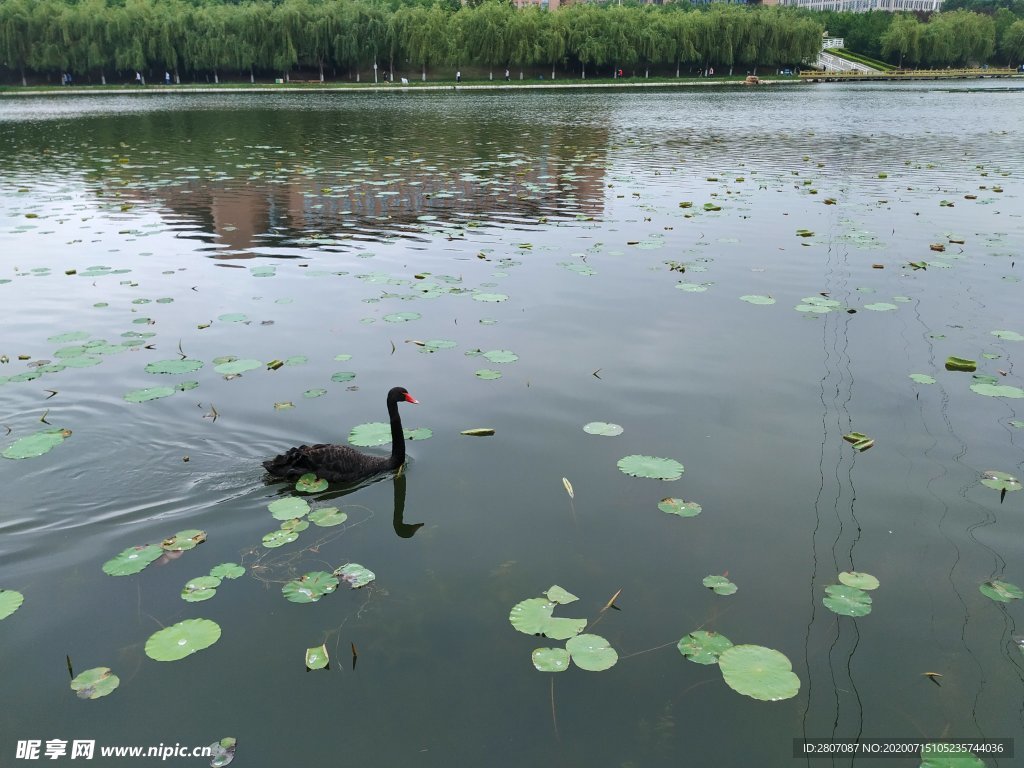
814, 50, 878, 73
822, 37, 845, 50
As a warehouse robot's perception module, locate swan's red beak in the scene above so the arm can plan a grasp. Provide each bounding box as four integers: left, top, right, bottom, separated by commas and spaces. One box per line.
404, 393, 419, 404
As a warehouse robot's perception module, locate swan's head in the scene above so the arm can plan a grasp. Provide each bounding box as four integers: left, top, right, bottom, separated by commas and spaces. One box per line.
389, 386, 418, 405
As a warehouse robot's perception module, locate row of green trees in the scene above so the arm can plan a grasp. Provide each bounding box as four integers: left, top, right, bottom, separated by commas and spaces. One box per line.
0, 0, 823, 85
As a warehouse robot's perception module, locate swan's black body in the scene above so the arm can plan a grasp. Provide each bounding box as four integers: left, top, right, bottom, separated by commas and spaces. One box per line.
263, 387, 418, 484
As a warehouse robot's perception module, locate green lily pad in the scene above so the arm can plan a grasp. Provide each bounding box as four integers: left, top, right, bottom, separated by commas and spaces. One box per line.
544, 585, 579, 605
658, 498, 702, 517
48, 331, 90, 343
703, 575, 738, 595
864, 302, 897, 311
145, 618, 222, 661
145, 359, 203, 374
70, 667, 120, 699
979, 579, 1023, 602
509, 598, 585, 639
0, 589, 25, 620
980, 470, 1021, 493
474, 369, 502, 380
823, 584, 873, 616
944, 356, 977, 372
909, 373, 936, 384
473, 292, 508, 302
566, 633, 618, 671
304, 388, 328, 399
331, 371, 356, 383
991, 330, 1024, 341
309, 507, 348, 527
335, 563, 375, 588
583, 422, 623, 436
919, 750, 986, 768
181, 575, 221, 603
676, 281, 710, 293
3, 428, 71, 459
218, 313, 248, 323
617, 455, 684, 481
280, 518, 308, 532
102, 544, 163, 576
739, 295, 775, 305
531, 647, 570, 672
838, 571, 880, 590
208, 737, 237, 768
677, 630, 734, 665
970, 383, 1024, 398
214, 358, 261, 376
209, 563, 245, 580
262, 529, 298, 548
718, 645, 800, 701
282, 571, 339, 603
347, 422, 430, 447
295, 474, 328, 493
305, 644, 329, 670
482, 349, 518, 364
124, 386, 176, 403
161, 529, 206, 551
383, 311, 421, 323
268, 497, 310, 520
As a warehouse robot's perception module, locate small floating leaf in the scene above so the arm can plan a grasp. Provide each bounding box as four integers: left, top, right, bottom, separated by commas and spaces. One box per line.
208, 738, 236, 768
282, 571, 339, 603
864, 302, 897, 312
473, 292, 508, 302
0, 589, 25, 620
979, 580, 1023, 603
124, 386, 176, 403
181, 576, 221, 603
214, 359, 261, 376
461, 428, 495, 436
718, 645, 800, 701
309, 507, 347, 527
145, 618, 221, 661
295, 473, 328, 493
842, 432, 874, 452
980, 470, 1021, 493
566, 633, 618, 671
161, 529, 206, 552
3, 427, 70, 459
703, 575, 738, 595
617, 455, 684, 481
991, 330, 1024, 342
583, 422, 624, 436
70, 667, 120, 699
261, 529, 298, 548
102, 544, 163, 576
218, 313, 248, 323
562, 477, 574, 499
739, 295, 775, 305
544, 585, 579, 605
305, 644, 329, 670
823, 584, 872, 616
303, 388, 327, 399
268, 497, 310, 520
677, 631, 733, 665
909, 373, 936, 384
383, 312, 421, 323
532, 647, 570, 672
330, 371, 356, 383
474, 369, 502, 380
944, 356, 977, 372
509, 598, 585, 639
209, 563, 245, 580
335, 563, 375, 588
145, 359, 203, 374
838, 571, 880, 590
658, 498, 702, 517
482, 349, 518, 364
970, 383, 1024, 398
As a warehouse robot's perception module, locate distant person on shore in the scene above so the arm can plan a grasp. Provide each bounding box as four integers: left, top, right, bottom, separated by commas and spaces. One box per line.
135, 71, 143, 85
456, 71, 461, 83
165, 71, 171, 85
505, 68, 510, 81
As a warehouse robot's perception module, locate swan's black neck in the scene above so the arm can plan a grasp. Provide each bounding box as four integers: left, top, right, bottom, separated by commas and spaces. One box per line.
387, 393, 406, 466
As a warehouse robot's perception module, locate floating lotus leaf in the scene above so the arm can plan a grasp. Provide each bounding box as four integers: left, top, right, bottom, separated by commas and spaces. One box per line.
740, 295, 775, 305
331, 371, 356, 382
181, 576, 221, 603
284, 356, 307, 366
48, 331, 90, 343
335, 563, 375, 588
970, 383, 1024, 398
280, 518, 308, 532
3, 428, 70, 459
473, 292, 508, 302
617, 455, 684, 481
209, 563, 245, 580
282, 571, 339, 603
544, 617, 590, 641
474, 369, 502, 380
268, 497, 310, 520
677, 631, 734, 665
214, 359, 261, 375
217, 313, 247, 323
482, 349, 518, 364
944, 356, 977, 372
658, 498, 702, 517
864, 302, 897, 311
919, 750, 985, 768
383, 311, 421, 323
124, 386, 176, 403
347, 422, 430, 447
532, 647, 570, 672
423, 339, 457, 351
145, 618, 221, 661
1011, 420, 1024, 429
0, 589, 25, 620
161, 529, 206, 552
295, 473, 328, 493
544, 585, 579, 605
208, 737, 237, 768
991, 330, 1024, 341
70, 667, 120, 699
59, 355, 102, 368
583, 422, 624, 436
838, 571, 880, 590
703, 575, 738, 595
304, 388, 327, 399
262, 529, 298, 548
676, 282, 709, 292
306, 644, 329, 670
566, 633, 618, 671
909, 374, 936, 384
718, 645, 800, 701
309, 507, 348, 527
145, 359, 203, 374
102, 544, 163, 576
980, 470, 1021, 493
510, 598, 557, 635
979, 580, 1023, 602
823, 584, 873, 616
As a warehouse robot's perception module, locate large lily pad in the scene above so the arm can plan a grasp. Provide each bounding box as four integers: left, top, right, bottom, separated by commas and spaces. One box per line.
262, 529, 298, 548
349, 422, 430, 447
909, 373, 936, 384
583, 422, 624, 436
531, 647, 570, 672
3, 428, 71, 459
181, 575, 221, 603
740, 295, 776, 305
970, 383, 1024, 398
102, 544, 163, 576
991, 330, 1024, 341
335, 563, 376, 588
213, 359, 261, 376
838, 571, 880, 590
509, 598, 585, 640
566, 633, 618, 671
124, 386, 177, 403
0, 589, 25, 620
282, 571, 339, 603
309, 507, 348, 527
703, 575, 738, 595
145, 359, 203, 374
658, 498, 702, 517
718, 645, 800, 701
979, 580, 1022, 603
161, 529, 206, 552
823, 584, 873, 616
268, 497, 310, 520
209, 563, 245, 580
980, 470, 1021, 493
482, 349, 518, 364
70, 667, 120, 699
677, 631, 734, 665
145, 618, 222, 661
617, 455, 684, 480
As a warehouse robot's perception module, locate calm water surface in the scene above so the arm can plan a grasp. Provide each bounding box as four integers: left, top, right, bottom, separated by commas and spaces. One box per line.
1, 83, 1023, 767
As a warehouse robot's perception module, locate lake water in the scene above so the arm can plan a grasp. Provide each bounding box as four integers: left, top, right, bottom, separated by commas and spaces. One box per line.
1, 83, 1022, 767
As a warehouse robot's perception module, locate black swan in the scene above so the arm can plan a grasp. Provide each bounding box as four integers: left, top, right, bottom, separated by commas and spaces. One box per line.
263, 386, 418, 484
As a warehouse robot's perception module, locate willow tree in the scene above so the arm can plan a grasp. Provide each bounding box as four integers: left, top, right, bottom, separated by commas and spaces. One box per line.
304, 0, 339, 82
565, 4, 608, 79
538, 7, 567, 80
507, 6, 544, 79
336, 1, 389, 82
1001, 18, 1024, 65
0, 0, 34, 84
881, 14, 922, 67
394, 3, 450, 81
460, 1, 514, 80
665, 10, 698, 78
268, 0, 307, 81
